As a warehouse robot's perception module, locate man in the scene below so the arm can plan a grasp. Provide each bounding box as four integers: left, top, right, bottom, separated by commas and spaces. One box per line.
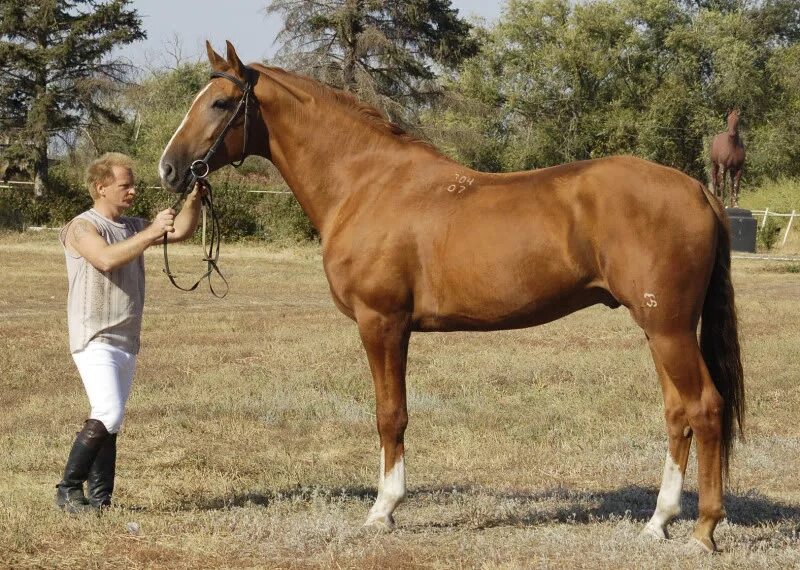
56, 152, 205, 512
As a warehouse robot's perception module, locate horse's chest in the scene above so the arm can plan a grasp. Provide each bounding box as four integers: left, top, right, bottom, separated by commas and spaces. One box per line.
322, 241, 413, 319
322, 254, 357, 319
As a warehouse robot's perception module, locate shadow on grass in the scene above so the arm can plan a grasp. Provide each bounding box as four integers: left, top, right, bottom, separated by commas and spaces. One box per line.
175, 484, 800, 529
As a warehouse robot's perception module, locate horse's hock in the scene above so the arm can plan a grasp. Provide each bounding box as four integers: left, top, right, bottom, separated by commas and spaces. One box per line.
726, 208, 756, 253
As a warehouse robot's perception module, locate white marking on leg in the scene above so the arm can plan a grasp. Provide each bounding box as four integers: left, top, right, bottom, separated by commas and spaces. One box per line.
158, 84, 212, 180
643, 451, 684, 539
364, 447, 405, 529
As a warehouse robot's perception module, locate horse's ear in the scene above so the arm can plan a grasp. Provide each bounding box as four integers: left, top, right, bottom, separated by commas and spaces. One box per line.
206, 41, 228, 72
225, 40, 245, 77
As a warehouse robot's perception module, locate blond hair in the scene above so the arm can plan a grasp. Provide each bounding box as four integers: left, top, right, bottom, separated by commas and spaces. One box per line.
86, 152, 134, 199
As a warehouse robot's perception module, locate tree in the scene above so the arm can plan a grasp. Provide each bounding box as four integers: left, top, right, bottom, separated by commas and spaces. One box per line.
0, 0, 145, 195
266, 0, 479, 125
425, 0, 800, 184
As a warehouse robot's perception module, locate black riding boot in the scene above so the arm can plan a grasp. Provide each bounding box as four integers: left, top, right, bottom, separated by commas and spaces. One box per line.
87, 433, 117, 509
55, 419, 109, 513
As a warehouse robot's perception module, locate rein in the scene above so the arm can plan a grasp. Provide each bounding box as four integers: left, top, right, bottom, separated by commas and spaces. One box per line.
162, 67, 256, 298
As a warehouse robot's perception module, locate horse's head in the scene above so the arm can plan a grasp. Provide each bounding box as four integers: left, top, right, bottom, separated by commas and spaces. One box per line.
159, 41, 259, 192
726, 109, 741, 134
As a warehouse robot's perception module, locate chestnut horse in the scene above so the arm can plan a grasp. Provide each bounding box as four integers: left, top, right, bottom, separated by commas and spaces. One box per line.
710, 110, 746, 207
160, 42, 744, 552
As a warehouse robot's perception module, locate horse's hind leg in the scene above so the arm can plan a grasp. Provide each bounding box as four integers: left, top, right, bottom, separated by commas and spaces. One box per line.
711, 162, 720, 199
641, 342, 693, 540
646, 332, 724, 552
732, 168, 742, 207
356, 307, 412, 530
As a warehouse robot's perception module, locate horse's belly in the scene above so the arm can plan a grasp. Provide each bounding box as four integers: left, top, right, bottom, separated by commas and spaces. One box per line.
412, 270, 609, 332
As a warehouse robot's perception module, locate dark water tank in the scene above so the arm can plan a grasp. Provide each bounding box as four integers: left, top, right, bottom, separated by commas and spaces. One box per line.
725, 208, 757, 253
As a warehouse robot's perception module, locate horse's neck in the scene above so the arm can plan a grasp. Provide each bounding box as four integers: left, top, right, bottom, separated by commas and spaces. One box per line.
727, 119, 739, 138
260, 75, 435, 237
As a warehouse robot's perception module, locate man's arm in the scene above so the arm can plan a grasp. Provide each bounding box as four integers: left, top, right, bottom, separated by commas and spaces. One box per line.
67, 211, 175, 272
157, 183, 207, 244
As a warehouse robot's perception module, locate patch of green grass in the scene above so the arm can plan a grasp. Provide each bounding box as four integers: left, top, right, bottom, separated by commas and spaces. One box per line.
740, 176, 800, 213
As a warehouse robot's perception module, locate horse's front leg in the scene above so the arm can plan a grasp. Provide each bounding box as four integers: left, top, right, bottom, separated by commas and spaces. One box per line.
720, 168, 729, 207
356, 306, 412, 530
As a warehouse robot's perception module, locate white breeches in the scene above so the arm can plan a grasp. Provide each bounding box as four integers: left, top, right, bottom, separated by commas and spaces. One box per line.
72, 341, 136, 434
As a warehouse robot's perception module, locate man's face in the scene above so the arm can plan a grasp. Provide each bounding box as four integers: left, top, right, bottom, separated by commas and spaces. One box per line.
97, 166, 136, 210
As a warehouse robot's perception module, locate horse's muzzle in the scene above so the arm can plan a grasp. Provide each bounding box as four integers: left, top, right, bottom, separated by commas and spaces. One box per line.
159, 160, 177, 191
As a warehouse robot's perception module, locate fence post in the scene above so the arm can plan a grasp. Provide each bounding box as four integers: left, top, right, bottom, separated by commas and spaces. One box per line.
782, 210, 796, 247
761, 207, 769, 229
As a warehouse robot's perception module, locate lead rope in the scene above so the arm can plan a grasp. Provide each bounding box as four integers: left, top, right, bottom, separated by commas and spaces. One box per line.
162, 176, 229, 298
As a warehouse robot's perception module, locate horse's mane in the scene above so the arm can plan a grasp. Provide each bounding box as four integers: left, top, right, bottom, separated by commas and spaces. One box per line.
251, 63, 434, 150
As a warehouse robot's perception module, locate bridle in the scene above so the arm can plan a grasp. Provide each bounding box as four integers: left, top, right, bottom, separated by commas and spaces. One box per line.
163, 66, 257, 298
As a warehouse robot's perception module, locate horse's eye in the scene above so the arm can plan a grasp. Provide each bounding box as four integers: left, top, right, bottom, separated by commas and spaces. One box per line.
212, 98, 230, 110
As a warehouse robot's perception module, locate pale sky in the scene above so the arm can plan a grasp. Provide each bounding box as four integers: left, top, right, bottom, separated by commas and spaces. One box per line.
116, 1, 504, 71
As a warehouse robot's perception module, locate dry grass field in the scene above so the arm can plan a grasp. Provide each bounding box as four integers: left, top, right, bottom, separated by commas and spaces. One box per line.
1, 231, 799, 569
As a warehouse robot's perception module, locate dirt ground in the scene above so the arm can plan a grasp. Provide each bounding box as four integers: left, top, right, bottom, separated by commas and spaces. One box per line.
1, 232, 798, 569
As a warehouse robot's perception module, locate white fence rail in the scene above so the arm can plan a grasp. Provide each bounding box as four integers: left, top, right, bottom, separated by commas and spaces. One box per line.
0, 180, 35, 189
751, 209, 797, 246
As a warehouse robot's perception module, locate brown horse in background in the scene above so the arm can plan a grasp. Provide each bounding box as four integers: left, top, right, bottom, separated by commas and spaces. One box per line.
710, 110, 746, 207
159, 42, 745, 552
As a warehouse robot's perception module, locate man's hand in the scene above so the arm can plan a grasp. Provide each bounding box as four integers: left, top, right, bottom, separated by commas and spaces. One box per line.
148, 208, 176, 238
189, 180, 209, 201
159, 181, 206, 244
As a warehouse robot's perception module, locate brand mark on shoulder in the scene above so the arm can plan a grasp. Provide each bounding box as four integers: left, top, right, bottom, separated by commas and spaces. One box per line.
446, 173, 476, 194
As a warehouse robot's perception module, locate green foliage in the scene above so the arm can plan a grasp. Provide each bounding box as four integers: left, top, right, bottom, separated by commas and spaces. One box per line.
0, 168, 318, 244
255, 187, 319, 244
747, 44, 800, 180
757, 216, 781, 251
0, 188, 43, 230
739, 177, 800, 212
124, 63, 210, 181
266, 0, 479, 125
0, 0, 145, 193
0, 164, 90, 230
43, 167, 93, 226
0, 61, 316, 243
8, 0, 800, 244
207, 171, 317, 243
425, 0, 800, 185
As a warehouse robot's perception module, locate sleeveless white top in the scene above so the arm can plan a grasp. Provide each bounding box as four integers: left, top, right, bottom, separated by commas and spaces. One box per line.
60, 209, 148, 354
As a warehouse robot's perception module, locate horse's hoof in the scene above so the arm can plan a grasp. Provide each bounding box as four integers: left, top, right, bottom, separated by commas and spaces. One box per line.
363, 513, 395, 532
639, 523, 668, 541
687, 536, 718, 554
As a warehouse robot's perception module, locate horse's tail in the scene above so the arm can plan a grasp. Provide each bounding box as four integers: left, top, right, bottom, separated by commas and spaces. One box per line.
699, 184, 745, 478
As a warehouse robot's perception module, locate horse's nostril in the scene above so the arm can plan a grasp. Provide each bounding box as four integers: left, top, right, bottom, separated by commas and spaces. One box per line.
161, 162, 177, 185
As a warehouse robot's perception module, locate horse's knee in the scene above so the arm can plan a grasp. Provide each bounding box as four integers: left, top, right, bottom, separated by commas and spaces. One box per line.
377, 407, 408, 438
664, 404, 688, 436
